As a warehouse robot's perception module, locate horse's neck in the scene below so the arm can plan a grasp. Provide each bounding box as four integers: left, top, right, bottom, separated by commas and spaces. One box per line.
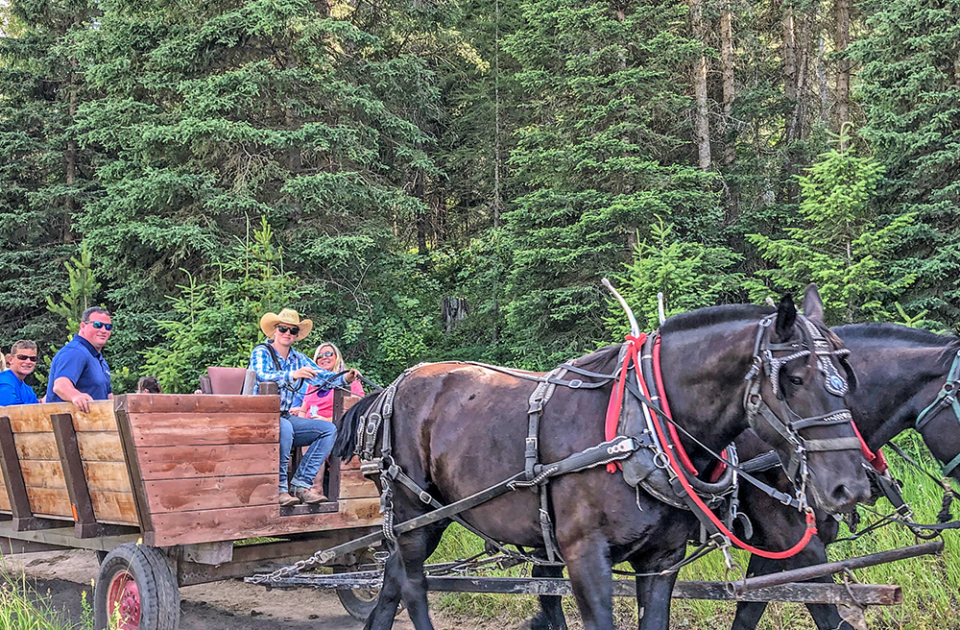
849, 343, 950, 450
658, 324, 755, 462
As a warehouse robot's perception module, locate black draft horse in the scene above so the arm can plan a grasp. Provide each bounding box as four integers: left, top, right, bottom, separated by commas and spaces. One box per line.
528, 319, 960, 630
727, 322, 960, 630
334, 288, 870, 630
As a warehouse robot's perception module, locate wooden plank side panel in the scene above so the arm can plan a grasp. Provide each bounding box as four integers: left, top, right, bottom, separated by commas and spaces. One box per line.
137, 444, 279, 481
14, 433, 59, 461
338, 469, 381, 500
6, 403, 72, 433
72, 402, 119, 433
83, 462, 132, 493
128, 413, 279, 447
25, 488, 72, 518
121, 394, 280, 415
0, 467, 9, 512
76, 432, 124, 462
20, 461, 66, 489
147, 497, 381, 547
89, 491, 139, 526
144, 474, 278, 513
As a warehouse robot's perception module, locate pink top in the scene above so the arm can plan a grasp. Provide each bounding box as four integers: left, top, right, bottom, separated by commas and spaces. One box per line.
301, 380, 365, 419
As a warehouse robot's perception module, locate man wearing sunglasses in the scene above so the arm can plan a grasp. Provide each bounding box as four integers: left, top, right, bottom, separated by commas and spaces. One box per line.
47, 307, 114, 413
250, 308, 359, 507
0, 340, 40, 406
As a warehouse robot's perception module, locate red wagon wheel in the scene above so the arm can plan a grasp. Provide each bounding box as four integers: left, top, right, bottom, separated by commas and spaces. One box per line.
94, 543, 180, 630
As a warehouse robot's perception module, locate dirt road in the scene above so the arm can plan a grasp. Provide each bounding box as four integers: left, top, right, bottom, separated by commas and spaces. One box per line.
2, 549, 485, 630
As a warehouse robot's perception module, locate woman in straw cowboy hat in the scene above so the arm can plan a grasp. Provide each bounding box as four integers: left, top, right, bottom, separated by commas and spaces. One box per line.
249, 308, 359, 506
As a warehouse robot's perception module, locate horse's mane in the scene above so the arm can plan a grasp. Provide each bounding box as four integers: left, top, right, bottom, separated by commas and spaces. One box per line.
568, 343, 623, 374
660, 304, 775, 334
836, 322, 960, 365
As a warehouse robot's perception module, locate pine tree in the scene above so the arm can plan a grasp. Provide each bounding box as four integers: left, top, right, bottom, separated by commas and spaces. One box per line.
748, 127, 914, 323
850, 0, 960, 331
500, 0, 720, 367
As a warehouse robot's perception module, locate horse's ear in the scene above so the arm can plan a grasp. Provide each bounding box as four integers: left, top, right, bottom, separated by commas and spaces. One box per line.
802, 283, 825, 323
775, 294, 797, 341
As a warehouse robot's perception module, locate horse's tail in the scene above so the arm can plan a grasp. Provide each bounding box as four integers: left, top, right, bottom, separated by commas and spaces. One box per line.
334, 391, 384, 462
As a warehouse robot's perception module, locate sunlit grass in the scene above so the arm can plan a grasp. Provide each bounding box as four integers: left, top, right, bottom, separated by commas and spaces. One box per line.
0, 569, 91, 630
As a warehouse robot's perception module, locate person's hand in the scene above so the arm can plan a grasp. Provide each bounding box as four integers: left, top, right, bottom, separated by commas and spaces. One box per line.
71, 393, 94, 413
345, 369, 361, 384
292, 366, 317, 380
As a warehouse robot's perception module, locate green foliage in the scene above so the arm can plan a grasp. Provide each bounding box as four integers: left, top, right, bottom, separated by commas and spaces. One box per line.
748, 129, 914, 324
607, 218, 742, 337
46, 242, 101, 340
142, 218, 302, 393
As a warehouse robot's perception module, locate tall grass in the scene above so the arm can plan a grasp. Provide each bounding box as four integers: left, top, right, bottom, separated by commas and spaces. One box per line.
0, 570, 92, 630
428, 434, 960, 629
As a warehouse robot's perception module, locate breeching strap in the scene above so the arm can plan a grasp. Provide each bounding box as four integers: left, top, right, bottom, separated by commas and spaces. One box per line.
605, 333, 646, 472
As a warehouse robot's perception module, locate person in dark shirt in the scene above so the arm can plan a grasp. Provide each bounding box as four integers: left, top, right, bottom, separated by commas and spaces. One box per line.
0, 340, 39, 406
46, 307, 114, 412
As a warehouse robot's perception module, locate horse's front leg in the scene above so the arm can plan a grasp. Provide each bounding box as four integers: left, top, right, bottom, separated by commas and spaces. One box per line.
395, 523, 446, 630
364, 545, 404, 630
631, 547, 683, 630
525, 563, 568, 630
562, 535, 614, 630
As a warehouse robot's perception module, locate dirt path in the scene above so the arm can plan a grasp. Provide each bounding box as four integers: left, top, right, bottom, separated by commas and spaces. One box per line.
2, 550, 495, 630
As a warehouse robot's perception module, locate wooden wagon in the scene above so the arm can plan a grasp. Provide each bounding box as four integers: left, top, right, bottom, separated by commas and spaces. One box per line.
0, 384, 382, 629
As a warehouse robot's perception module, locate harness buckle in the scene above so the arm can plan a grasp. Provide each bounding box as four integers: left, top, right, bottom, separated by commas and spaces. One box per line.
568, 379, 583, 389
419, 491, 433, 504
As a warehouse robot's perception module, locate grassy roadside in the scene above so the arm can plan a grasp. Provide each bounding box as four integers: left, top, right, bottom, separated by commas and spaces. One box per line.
429, 433, 960, 629
0, 570, 93, 630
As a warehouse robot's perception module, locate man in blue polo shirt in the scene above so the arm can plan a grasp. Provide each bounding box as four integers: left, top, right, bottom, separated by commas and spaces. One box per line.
0, 340, 40, 406
47, 306, 114, 413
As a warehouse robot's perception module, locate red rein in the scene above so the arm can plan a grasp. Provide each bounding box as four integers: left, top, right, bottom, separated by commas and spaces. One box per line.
604, 334, 817, 560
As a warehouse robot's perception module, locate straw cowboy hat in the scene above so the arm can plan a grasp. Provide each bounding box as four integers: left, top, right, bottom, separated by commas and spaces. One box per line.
259, 308, 313, 341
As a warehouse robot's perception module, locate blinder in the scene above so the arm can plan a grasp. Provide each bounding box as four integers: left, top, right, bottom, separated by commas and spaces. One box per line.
743, 313, 861, 486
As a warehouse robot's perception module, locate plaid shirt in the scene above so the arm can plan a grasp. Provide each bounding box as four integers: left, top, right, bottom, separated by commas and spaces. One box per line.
248, 341, 348, 412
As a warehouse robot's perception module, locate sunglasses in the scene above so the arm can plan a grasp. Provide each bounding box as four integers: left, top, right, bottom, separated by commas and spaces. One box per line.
276, 325, 300, 336
14, 354, 37, 362
317, 351, 336, 358
86, 321, 113, 331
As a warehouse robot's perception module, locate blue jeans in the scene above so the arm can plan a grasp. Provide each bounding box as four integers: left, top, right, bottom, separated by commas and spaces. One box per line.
279, 413, 338, 492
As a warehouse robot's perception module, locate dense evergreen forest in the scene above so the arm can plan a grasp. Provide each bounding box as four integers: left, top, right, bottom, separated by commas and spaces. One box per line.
1, 0, 958, 393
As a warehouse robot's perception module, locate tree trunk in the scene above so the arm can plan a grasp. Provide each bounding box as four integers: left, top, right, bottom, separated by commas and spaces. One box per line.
783, 2, 797, 103
835, 0, 851, 142
691, 0, 711, 171
720, 0, 738, 221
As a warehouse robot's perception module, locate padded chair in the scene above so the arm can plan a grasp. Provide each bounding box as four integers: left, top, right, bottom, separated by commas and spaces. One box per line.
199, 367, 257, 395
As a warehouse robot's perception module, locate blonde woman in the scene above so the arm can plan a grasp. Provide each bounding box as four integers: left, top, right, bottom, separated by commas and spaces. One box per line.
298, 342, 364, 420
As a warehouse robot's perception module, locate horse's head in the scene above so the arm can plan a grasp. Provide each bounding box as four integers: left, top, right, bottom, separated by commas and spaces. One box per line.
911, 346, 960, 484
745, 284, 869, 513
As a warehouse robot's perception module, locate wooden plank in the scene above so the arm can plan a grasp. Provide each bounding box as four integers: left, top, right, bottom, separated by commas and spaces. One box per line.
144, 474, 278, 513
14, 433, 59, 461
147, 497, 381, 547
21, 461, 67, 489
24, 488, 73, 518
0, 521, 140, 552
128, 413, 279, 447
338, 469, 380, 499
114, 406, 151, 537
0, 416, 43, 530
120, 394, 279, 415
420, 577, 903, 606
76, 432, 124, 462
83, 462, 133, 493
136, 444, 279, 481
51, 412, 101, 538
89, 491, 139, 526
72, 401, 118, 432
6, 403, 72, 433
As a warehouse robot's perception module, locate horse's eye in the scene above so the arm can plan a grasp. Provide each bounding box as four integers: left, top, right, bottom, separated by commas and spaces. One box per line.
788, 376, 803, 386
